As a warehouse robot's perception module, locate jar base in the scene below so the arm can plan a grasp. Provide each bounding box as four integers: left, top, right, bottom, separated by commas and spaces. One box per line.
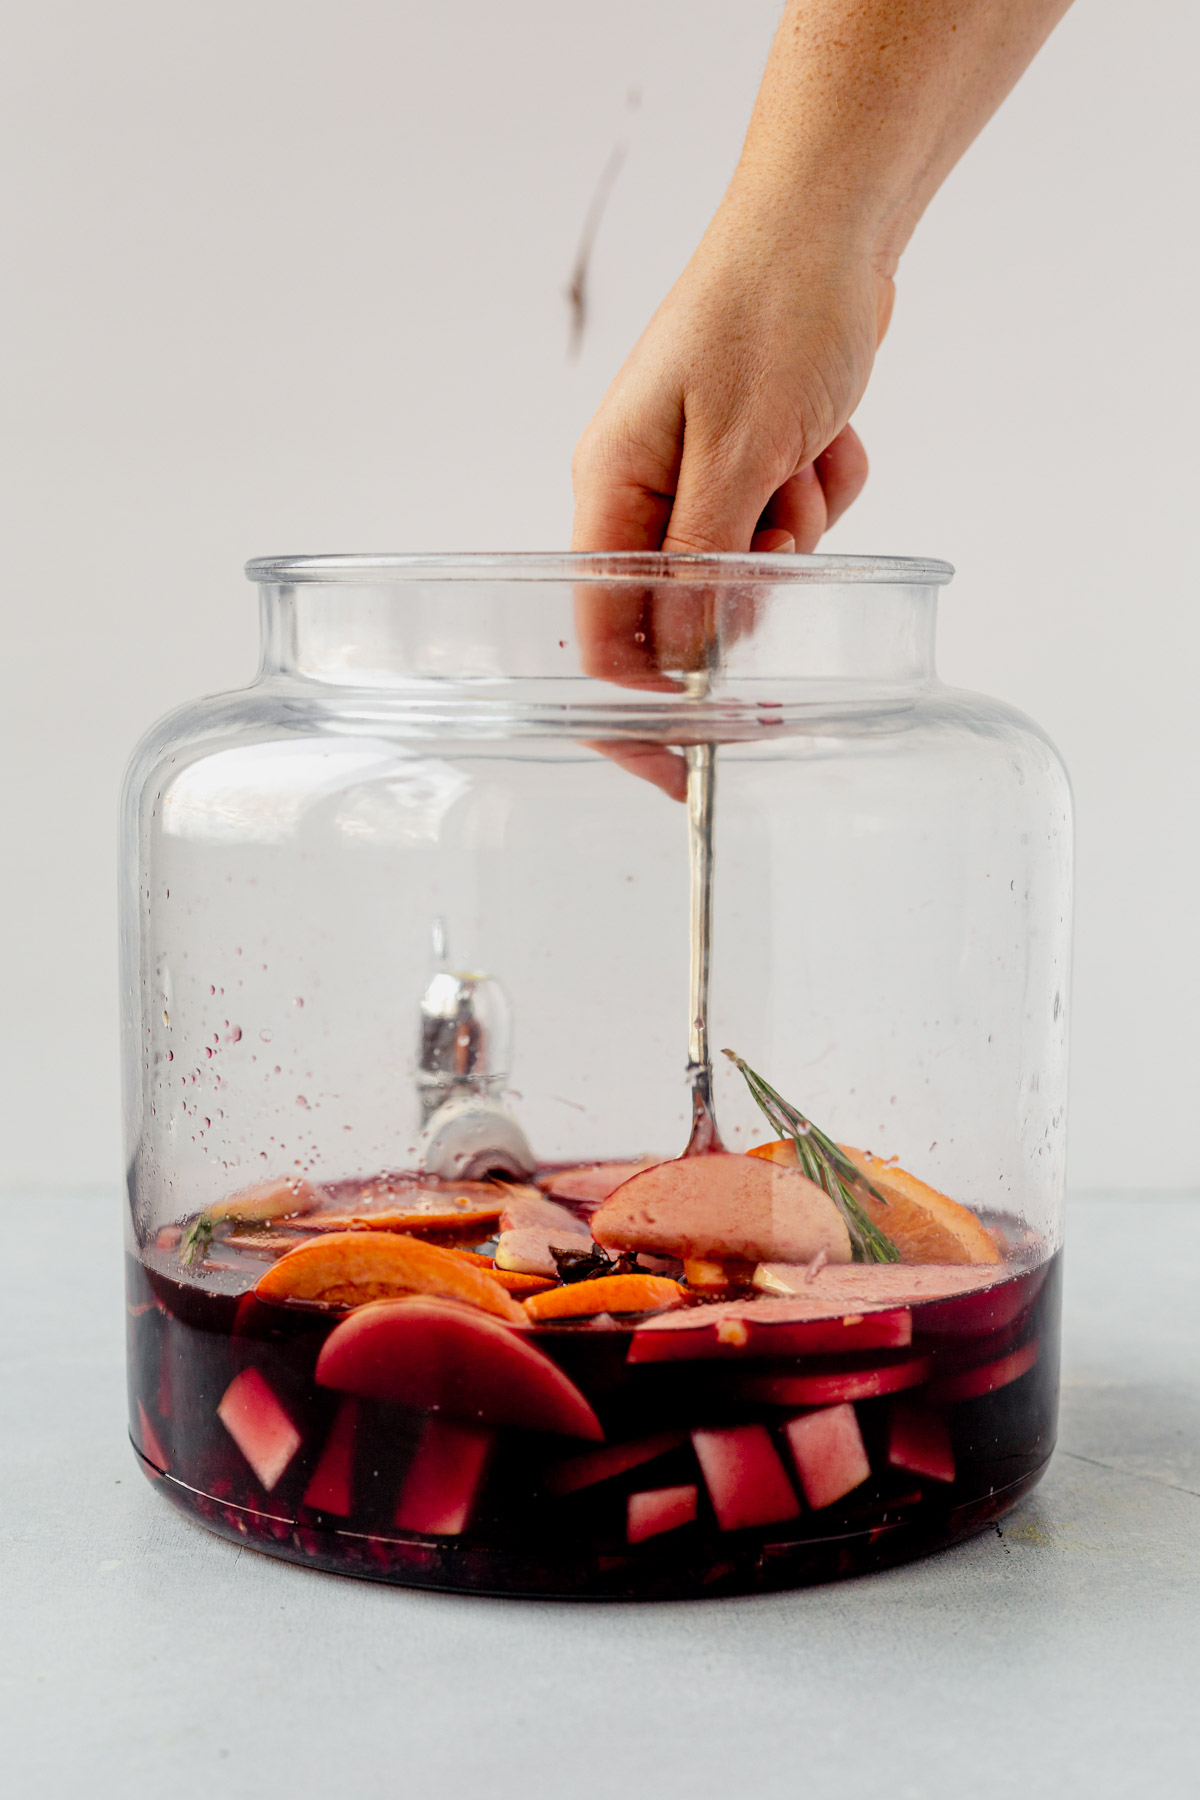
135, 1443, 1050, 1600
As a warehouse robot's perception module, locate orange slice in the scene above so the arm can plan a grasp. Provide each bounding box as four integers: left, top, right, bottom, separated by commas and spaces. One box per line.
749, 1138, 1000, 1265
839, 1147, 1001, 1265
523, 1274, 688, 1322
489, 1269, 557, 1298
255, 1232, 524, 1320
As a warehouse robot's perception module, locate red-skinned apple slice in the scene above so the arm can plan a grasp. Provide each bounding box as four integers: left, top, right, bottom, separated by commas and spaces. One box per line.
302, 1399, 358, 1514
593, 1154, 851, 1265
540, 1161, 663, 1204
499, 1193, 591, 1238
395, 1418, 494, 1535
926, 1337, 1040, 1404
887, 1400, 955, 1483
917, 1263, 1049, 1337
315, 1296, 603, 1439
216, 1367, 303, 1491
628, 1299, 913, 1363
627, 1484, 698, 1544
546, 1431, 688, 1497
784, 1404, 871, 1509
738, 1355, 932, 1407
691, 1425, 801, 1531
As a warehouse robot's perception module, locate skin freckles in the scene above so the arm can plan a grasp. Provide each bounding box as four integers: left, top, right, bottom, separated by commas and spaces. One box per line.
571, 0, 1074, 560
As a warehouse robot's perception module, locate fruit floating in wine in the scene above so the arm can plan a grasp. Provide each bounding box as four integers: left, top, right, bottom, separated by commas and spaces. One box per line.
128, 1058, 1058, 1598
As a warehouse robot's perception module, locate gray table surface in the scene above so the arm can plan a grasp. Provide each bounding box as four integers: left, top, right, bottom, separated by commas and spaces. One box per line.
4, 1193, 1198, 1799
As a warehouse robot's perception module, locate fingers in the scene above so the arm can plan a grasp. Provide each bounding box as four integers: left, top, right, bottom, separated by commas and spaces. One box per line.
660, 429, 780, 556
583, 741, 689, 803
757, 465, 829, 554
813, 425, 869, 531
571, 396, 683, 553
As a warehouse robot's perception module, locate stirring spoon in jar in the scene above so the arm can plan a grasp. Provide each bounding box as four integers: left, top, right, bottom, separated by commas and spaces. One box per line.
683, 668, 723, 1155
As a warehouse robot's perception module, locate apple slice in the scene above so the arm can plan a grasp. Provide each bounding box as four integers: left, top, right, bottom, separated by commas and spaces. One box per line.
540, 1160, 663, 1204
494, 1227, 587, 1280
523, 1274, 687, 1322
395, 1418, 494, 1535
627, 1484, 699, 1544
691, 1425, 801, 1532
302, 1400, 358, 1514
628, 1299, 913, 1363
739, 1355, 932, 1407
887, 1400, 955, 1483
316, 1296, 603, 1439
926, 1337, 1040, 1404
918, 1262, 1049, 1337
499, 1193, 591, 1238
209, 1176, 320, 1223
546, 1430, 688, 1497
135, 1400, 167, 1475
751, 1263, 1007, 1308
254, 1232, 524, 1322
593, 1154, 851, 1265
783, 1404, 871, 1509
216, 1367, 303, 1491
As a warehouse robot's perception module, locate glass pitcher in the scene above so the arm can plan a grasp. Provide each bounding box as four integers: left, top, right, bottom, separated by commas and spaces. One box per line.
121, 552, 1070, 1597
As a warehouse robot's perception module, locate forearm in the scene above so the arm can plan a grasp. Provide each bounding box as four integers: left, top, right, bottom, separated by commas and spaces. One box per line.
725, 0, 1073, 273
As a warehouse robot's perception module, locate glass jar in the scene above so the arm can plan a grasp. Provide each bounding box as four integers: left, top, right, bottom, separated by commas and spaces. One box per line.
121, 552, 1071, 1598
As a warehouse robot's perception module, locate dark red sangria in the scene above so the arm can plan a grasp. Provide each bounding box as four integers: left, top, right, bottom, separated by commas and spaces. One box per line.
128, 1095, 1059, 1599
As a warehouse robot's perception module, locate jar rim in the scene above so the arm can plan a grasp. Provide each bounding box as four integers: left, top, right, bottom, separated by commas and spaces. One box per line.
244, 551, 954, 587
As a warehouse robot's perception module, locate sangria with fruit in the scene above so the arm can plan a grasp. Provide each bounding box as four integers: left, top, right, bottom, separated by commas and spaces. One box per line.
128, 1057, 1058, 1598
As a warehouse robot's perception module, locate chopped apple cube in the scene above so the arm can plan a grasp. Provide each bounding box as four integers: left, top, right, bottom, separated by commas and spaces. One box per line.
302, 1400, 358, 1515
395, 1418, 493, 1535
887, 1400, 955, 1483
216, 1367, 303, 1491
627, 1484, 698, 1544
783, 1405, 871, 1509
691, 1425, 801, 1532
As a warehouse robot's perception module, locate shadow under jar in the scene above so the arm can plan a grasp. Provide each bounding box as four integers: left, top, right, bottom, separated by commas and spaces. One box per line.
121, 552, 1071, 1598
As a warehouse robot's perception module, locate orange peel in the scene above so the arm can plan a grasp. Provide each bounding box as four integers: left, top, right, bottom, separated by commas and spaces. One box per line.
254, 1231, 524, 1320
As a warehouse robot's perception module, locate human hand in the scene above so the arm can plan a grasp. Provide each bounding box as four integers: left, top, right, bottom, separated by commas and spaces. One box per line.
571, 201, 884, 558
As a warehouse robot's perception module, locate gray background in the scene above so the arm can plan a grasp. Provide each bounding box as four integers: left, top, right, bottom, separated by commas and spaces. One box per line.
1, 0, 1197, 1187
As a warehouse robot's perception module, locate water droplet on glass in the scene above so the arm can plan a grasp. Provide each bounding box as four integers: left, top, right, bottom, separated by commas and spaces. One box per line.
230, 1026, 242, 1043
260, 1029, 273, 1043
296, 1095, 309, 1109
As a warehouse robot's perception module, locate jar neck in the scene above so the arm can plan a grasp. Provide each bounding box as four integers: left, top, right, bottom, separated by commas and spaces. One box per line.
257, 578, 940, 705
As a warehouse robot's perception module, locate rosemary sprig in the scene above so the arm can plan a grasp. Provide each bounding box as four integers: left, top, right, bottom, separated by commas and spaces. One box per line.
722, 1050, 901, 1264
179, 1213, 214, 1267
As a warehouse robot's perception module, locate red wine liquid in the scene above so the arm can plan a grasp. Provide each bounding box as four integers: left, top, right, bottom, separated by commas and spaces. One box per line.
126, 1200, 1059, 1598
